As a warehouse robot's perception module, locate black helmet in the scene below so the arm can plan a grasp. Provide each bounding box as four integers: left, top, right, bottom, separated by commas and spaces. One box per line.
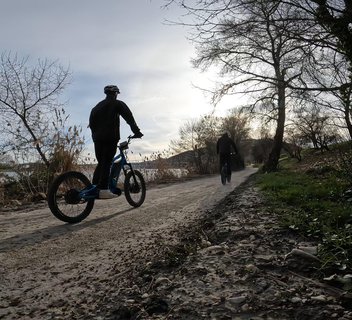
104, 85, 120, 94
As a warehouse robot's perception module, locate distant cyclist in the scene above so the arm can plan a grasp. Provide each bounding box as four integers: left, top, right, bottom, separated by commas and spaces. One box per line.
89, 85, 143, 199
216, 132, 238, 181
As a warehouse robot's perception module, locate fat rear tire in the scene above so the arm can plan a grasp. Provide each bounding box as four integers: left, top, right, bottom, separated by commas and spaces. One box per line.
47, 171, 94, 223
221, 166, 227, 185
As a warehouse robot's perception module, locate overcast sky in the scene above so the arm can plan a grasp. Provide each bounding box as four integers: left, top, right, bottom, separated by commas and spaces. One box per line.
1, 0, 242, 160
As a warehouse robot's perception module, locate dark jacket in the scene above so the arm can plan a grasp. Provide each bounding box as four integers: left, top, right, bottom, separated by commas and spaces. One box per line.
89, 96, 140, 142
216, 133, 238, 155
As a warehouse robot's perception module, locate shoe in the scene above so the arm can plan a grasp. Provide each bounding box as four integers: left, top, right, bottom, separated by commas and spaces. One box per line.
81, 185, 98, 198
110, 187, 122, 196
98, 189, 119, 199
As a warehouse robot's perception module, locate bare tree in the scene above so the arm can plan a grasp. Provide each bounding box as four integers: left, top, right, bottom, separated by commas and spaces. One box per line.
286, 0, 352, 138
308, 0, 352, 63
220, 108, 251, 146
167, 0, 317, 172
171, 114, 220, 173
292, 103, 341, 151
251, 125, 274, 164
171, 119, 199, 153
0, 52, 71, 168
283, 127, 303, 161
302, 50, 352, 139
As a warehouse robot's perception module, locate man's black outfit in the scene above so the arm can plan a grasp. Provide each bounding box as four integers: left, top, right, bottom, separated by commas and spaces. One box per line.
89, 95, 141, 190
216, 133, 238, 176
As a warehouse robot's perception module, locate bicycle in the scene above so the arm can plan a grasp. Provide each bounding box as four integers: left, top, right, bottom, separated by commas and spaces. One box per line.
47, 136, 146, 224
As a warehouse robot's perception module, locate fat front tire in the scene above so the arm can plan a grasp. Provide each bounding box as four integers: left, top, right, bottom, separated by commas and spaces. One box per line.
124, 170, 146, 207
47, 171, 94, 223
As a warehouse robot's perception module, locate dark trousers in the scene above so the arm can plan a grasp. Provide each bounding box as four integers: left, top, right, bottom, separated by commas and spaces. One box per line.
219, 153, 232, 176
92, 140, 118, 189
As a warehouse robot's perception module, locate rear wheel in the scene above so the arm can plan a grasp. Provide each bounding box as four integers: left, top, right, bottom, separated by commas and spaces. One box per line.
124, 170, 146, 207
221, 164, 227, 185
47, 171, 95, 223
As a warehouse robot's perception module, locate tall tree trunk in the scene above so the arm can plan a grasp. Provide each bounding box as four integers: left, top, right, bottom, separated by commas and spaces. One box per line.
311, 134, 319, 149
263, 83, 286, 172
345, 106, 352, 140
342, 84, 352, 140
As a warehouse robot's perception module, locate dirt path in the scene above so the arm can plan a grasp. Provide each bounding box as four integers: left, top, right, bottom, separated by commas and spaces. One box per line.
0, 168, 257, 319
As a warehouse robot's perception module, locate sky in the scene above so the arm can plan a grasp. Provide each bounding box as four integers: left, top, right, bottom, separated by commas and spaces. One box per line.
0, 0, 244, 161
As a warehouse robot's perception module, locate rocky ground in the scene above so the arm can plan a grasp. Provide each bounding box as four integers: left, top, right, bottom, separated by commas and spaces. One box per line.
101, 176, 352, 320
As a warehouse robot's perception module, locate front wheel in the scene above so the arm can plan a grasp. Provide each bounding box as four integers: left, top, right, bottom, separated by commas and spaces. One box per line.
124, 170, 146, 207
47, 171, 95, 223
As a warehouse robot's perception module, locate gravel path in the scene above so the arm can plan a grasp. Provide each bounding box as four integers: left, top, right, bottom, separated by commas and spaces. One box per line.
0, 168, 256, 319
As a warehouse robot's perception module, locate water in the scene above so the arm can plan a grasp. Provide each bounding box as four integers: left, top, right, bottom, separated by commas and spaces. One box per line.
81, 167, 189, 183
0, 171, 19, 183
0, 167, 189, 184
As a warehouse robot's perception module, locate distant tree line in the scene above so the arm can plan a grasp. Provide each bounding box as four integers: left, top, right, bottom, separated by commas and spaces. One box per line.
171, 109, 249, 174
170, 100, 347, 174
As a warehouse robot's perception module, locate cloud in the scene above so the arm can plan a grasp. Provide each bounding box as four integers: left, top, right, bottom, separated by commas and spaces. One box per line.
1, 0, 242, 161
